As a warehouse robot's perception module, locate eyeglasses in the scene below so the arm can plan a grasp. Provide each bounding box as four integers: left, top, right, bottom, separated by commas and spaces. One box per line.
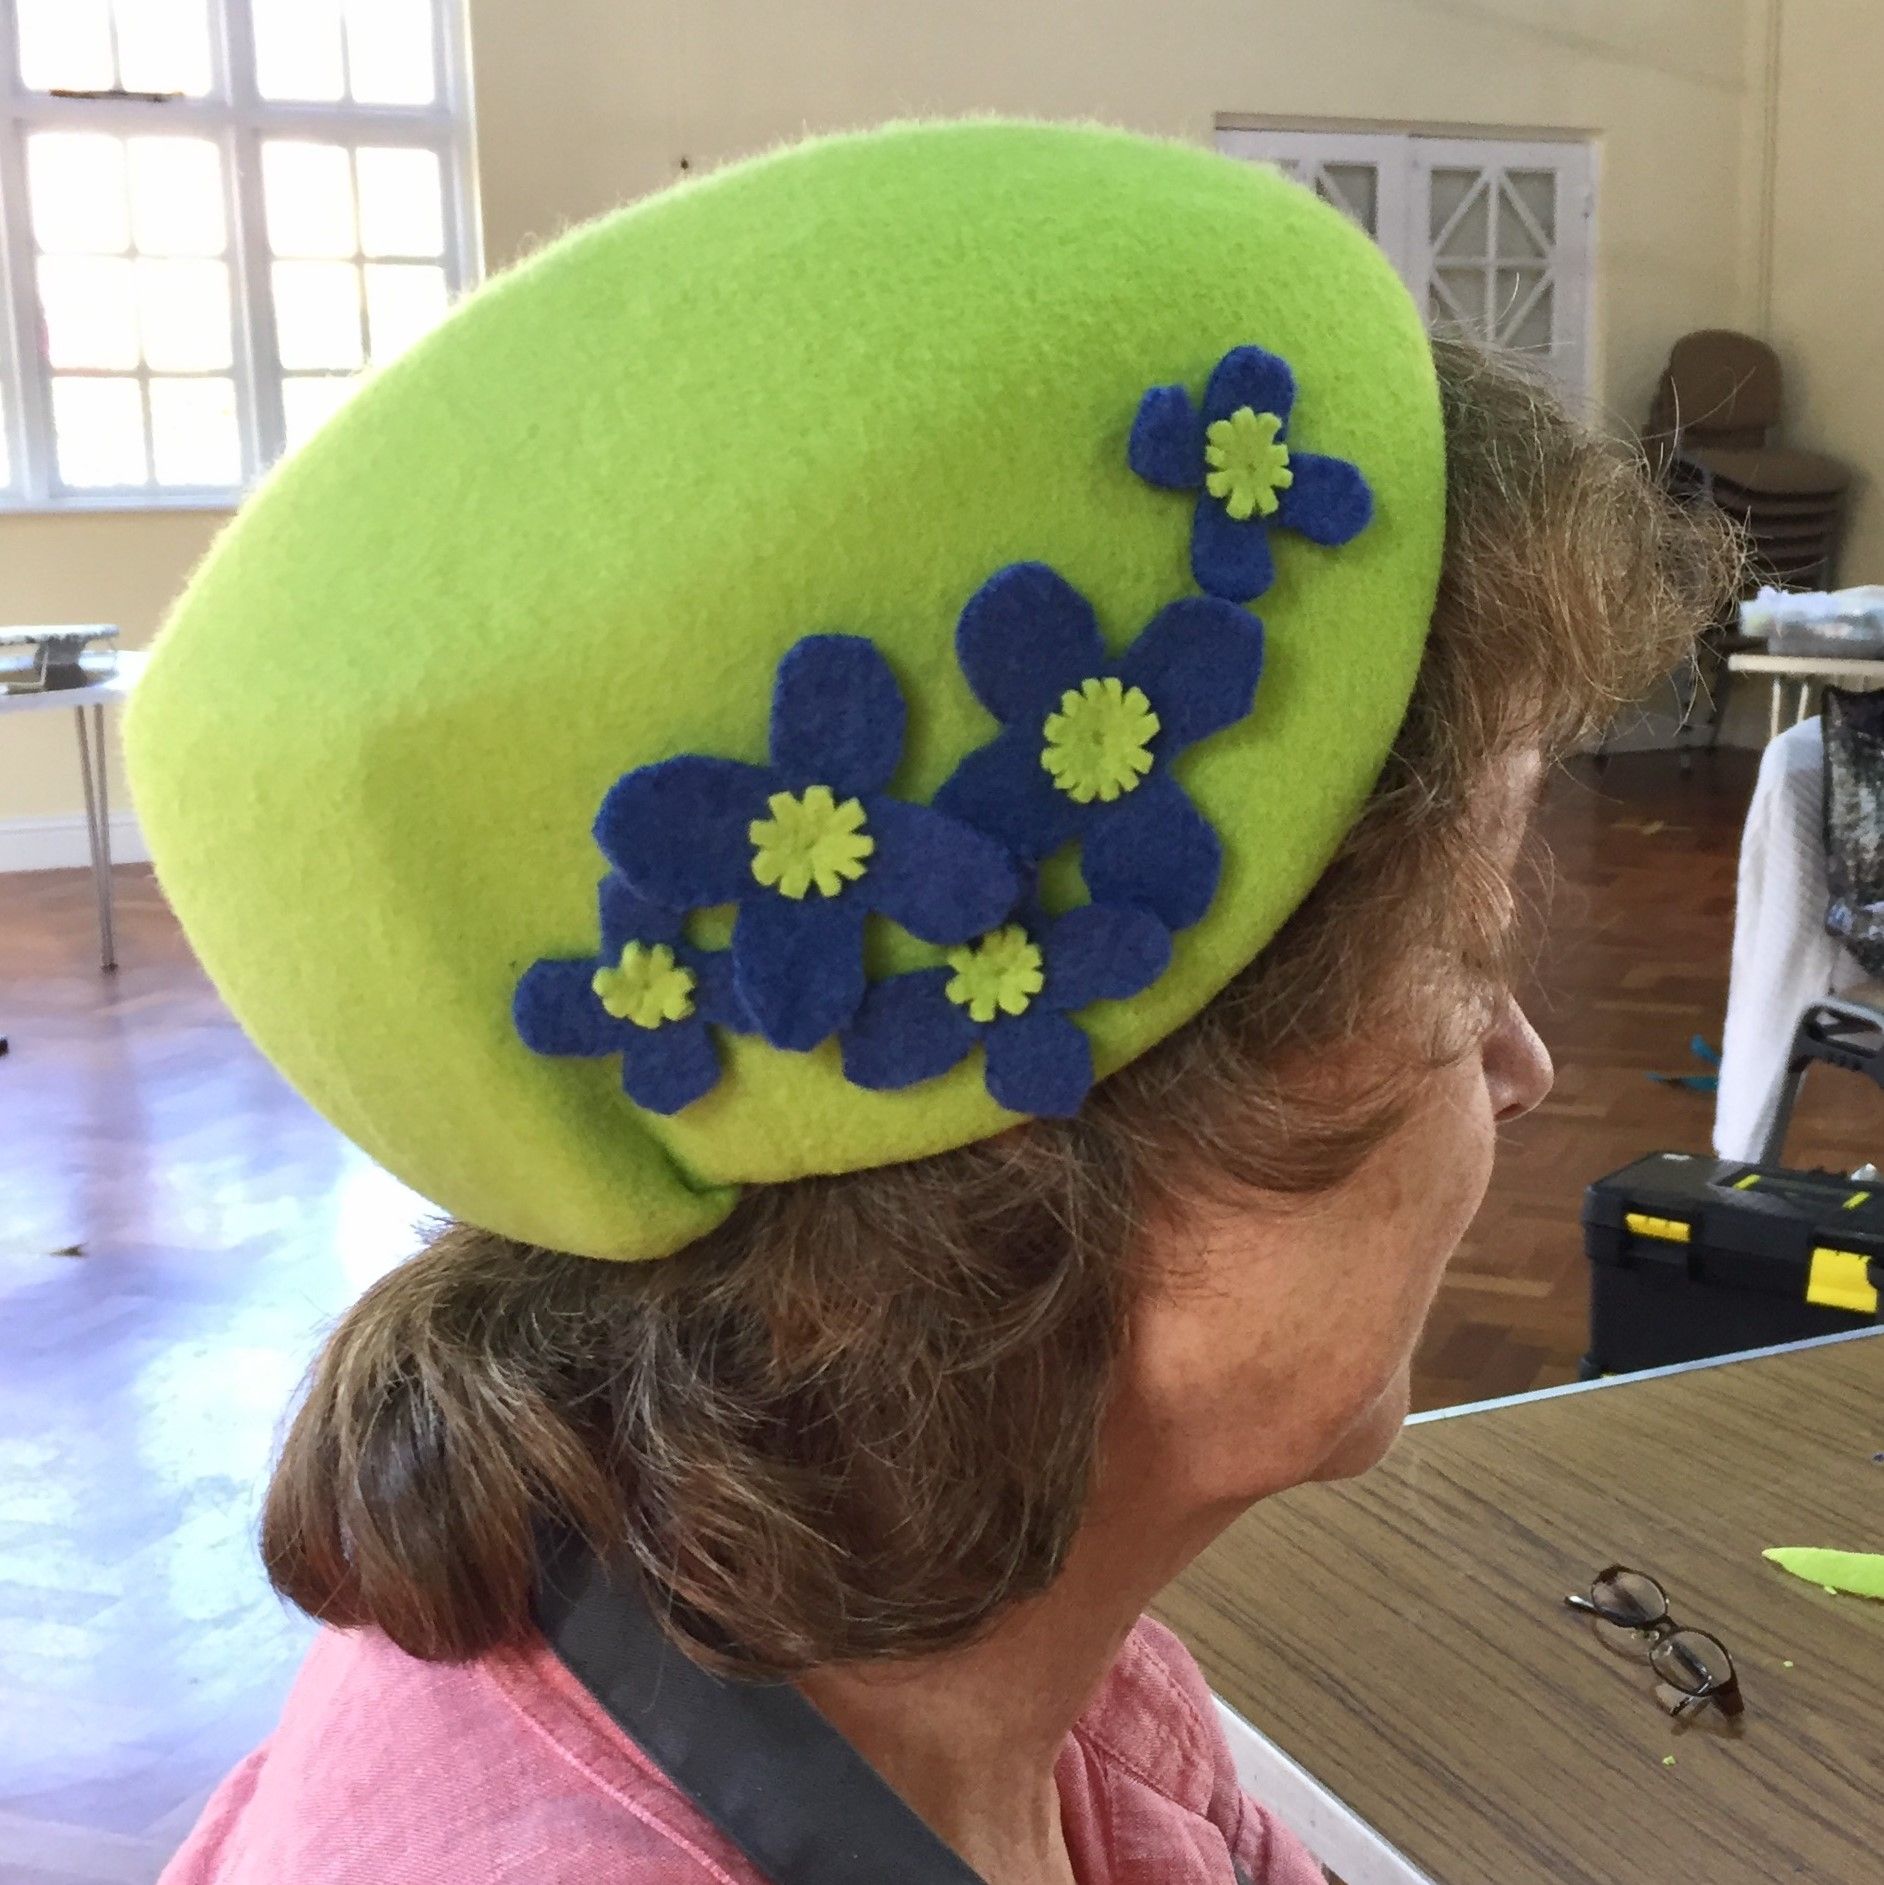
1563, 1566, 1744, 1720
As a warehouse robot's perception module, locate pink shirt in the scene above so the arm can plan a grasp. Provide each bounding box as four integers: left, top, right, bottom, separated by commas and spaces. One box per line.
162, 1617, 1321, 1884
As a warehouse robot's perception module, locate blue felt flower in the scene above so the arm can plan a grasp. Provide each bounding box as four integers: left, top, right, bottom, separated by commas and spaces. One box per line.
1129, 343, 1374, 604
931, 563, 1264, 931
840, 902, 1172, 1117
596, 635, 1021, 1052
513, 874, 749, 1115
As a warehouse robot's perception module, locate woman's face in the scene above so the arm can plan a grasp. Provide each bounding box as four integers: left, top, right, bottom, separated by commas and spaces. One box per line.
1112, 756, 1554, 1524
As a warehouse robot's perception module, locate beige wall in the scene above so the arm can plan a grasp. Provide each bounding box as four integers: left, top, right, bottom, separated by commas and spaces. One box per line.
1767, 0, 1884, 579
0, 0, 1795, 834
471, 0, 1764, 420
0, 510, 222, 830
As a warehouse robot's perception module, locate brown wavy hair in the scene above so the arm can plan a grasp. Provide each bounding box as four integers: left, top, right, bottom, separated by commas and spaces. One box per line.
262, 342, 1733, 1675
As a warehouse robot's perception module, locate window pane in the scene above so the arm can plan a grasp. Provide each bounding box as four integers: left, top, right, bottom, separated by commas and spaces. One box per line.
273, 261, 364, 369
139, 259, 233, 371
53, 377, 148, 488
356, 148, 444, 258
344, 0, 436, 106
29, 133, 131, 255
263, 142, 357, 258
150, 377, 241, 486
251, 0, 346, 102
129, 138, 226, 256
114, 0, 213, 96
17, 0, 115, 93
282, 375, 357, 452
365, 263, 448, 361
40, 256, 140, 369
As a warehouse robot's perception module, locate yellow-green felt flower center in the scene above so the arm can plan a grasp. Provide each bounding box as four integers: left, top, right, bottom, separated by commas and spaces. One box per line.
1204, 405, 1293, 522
591, 941, 697, 1030
1040, 676, 1160, 804
945, 924, 1046, 1023
748, 784, 874, 899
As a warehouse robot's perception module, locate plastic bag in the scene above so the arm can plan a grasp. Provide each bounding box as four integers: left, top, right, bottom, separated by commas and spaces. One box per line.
1824, 686, 1884, 975
1741, 585, 1884, 657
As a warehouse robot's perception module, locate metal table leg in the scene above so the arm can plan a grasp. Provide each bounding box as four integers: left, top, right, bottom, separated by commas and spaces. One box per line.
74, 703, 116, 973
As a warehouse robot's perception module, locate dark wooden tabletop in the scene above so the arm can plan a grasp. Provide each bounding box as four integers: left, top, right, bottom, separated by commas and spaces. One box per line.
1157, 1332, 1884, 1885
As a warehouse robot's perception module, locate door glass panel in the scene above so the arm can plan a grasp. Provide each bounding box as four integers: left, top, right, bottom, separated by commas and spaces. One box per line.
1506, 170, 1557, 242
1497, 181, 1550, 260
1501, 273, 1555, 353
1432, 265, 1489, 329
1430, 168, 1489, 256
1318, 163, 1379, 236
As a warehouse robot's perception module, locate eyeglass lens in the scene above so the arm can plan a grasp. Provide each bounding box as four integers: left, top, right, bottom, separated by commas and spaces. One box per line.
1650, 1629, 1733, 1697
1590, 1568, 1668, 1629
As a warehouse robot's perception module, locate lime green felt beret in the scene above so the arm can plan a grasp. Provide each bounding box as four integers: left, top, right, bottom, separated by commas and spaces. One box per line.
126, 120, 1445, 1262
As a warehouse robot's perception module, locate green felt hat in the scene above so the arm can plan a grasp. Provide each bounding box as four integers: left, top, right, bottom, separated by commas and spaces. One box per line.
126, 120, 1445, 1262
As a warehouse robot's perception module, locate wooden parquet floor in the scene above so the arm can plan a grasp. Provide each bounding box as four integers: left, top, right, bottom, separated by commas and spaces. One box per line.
0, 869, 427, 1883
1415, 749, 1881, 1410
1, 749, 1878, 1880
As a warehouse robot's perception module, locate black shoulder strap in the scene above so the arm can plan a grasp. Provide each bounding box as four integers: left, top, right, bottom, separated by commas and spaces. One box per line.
532, 1532, 986, 1885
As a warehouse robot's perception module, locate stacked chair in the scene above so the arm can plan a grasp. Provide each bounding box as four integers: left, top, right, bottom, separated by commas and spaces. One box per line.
1643, 329, 1851, 752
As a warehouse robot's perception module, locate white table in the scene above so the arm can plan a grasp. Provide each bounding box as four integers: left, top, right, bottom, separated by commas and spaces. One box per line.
1726, 649, 1884, 741
0, 648, 146, 970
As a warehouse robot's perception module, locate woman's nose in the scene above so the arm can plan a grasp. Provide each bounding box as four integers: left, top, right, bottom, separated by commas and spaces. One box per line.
1487, 996, 1553, 1123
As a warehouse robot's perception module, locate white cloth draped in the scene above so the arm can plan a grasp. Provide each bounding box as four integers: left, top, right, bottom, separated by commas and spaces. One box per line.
1714, 718, 1883, 1162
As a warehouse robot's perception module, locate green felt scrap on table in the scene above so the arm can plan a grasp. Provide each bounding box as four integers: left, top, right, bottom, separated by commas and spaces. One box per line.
1763, 1547, 1884, 1598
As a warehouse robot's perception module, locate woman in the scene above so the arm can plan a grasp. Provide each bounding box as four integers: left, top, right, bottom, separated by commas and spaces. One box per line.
131, 121, 1726, 1883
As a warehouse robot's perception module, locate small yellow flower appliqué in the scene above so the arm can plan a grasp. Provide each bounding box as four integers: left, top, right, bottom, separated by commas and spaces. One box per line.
590, 941, 697, 1030
1204, 405, 1294, 522
1041, 676, 1161, 804
748, 783, 875, 899
945, 925, 1046, 1023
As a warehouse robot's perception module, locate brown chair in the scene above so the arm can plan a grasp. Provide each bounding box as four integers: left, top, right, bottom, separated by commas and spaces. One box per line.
1646, 329, 1849, 590
1643, 330, 1851, 752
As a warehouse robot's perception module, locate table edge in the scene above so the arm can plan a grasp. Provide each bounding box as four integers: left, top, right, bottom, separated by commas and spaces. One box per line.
1725, 652, 1884, 677
0, 648, 148, 713
1406, 1324, 1881, 1426
1214, 1697, 1437, 1885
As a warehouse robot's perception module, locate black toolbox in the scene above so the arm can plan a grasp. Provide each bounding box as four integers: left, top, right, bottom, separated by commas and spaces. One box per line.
1582, 1000, 1884, 1376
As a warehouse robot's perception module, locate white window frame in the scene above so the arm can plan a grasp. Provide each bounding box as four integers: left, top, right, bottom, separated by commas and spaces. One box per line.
0, 0, 481, 513
1216, 123, 1597, 398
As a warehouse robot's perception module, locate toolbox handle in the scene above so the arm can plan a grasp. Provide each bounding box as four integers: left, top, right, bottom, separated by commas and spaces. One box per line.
1759, 998, 1884, 1167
